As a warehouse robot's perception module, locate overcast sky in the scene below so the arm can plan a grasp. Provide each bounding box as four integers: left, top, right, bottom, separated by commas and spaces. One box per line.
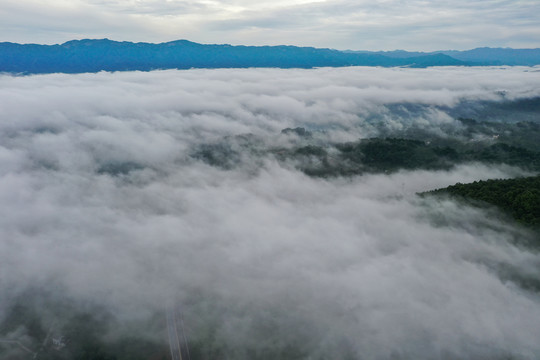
1, 0, 540, 50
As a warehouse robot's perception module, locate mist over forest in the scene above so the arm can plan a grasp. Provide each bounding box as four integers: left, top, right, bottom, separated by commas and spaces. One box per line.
1, 66, 540, 359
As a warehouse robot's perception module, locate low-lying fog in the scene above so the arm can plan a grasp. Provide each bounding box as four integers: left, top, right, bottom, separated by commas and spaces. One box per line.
1, 66, 540, 359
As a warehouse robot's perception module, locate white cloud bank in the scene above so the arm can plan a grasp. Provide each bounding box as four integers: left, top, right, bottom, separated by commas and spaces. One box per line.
1, 66, 540, 359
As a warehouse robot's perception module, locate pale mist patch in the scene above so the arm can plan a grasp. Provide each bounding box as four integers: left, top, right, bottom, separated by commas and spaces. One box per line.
0, 67, 539, 359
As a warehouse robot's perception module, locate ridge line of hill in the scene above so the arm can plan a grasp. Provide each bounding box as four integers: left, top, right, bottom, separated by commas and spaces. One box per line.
1, 39, 540, 74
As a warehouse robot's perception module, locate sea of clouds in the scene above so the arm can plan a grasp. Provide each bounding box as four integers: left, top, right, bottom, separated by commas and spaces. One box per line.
1, 66, 540, 359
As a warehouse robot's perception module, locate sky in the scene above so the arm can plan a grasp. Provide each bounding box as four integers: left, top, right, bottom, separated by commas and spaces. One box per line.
1, 0, 540, 50
2, 67, 540, 358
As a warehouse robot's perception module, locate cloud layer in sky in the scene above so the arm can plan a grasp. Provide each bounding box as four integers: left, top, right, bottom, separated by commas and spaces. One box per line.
1, 67, 540, 358
1, 0, 540, 50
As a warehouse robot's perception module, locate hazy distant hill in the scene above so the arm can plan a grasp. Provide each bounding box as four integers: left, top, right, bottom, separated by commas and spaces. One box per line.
350, 47, 540, 66
0, 39, 466, 74
442, 48, 540, 66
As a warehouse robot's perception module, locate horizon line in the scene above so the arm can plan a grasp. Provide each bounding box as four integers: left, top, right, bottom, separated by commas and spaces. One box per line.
2, 38, 540, 53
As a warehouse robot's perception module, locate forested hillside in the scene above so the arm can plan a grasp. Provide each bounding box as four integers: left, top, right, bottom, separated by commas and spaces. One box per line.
191, 119, 540, 177
423, 176, 540, 227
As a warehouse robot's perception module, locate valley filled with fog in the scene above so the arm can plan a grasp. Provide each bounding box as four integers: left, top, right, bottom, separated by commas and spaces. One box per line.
1, 66, 540, 359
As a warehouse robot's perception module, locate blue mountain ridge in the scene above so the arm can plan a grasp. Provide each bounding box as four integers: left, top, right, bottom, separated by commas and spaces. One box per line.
347, 47, 540, 66
1, 39, 538, 74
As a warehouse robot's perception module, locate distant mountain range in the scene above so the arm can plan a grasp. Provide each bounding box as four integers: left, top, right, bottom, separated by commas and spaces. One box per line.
1, 39, 539, 74
346, 47, 540, 66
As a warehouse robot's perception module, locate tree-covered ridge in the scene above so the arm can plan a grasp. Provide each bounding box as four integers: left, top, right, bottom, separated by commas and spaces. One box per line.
454, 118, 540, 152
191, 128, 540, 178
423, 176, 540, 227
295, 138, 539, 176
